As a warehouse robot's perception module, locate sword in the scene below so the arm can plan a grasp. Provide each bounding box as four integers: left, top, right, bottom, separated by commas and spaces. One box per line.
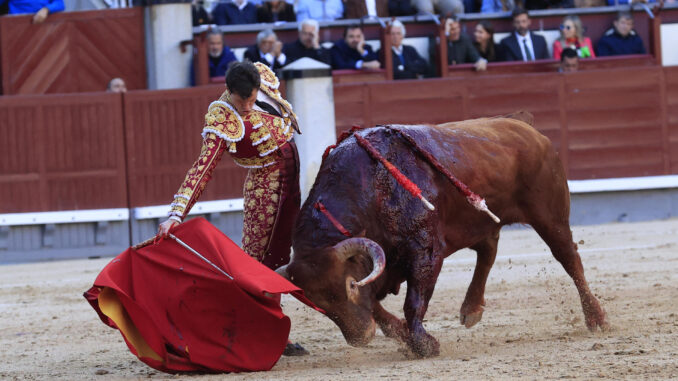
131, 234, 234, 280
168, 233, 234, 280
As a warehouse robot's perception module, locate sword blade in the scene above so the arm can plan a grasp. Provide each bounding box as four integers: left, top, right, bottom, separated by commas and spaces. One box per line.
169, 233, 234, 280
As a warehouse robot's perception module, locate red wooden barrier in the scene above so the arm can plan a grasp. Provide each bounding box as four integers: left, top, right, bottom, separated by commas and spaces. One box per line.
0, 92, 128, 213
0, 9, 146, 95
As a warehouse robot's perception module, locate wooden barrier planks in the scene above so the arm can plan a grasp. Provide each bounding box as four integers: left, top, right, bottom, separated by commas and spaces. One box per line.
0, 9, 146, 95
0, 92, 128, 213
665, 66, 678, 174
564, 66, 665, 179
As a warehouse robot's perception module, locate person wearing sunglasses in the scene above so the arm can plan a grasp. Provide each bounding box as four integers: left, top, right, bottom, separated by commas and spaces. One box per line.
553, 15, 595, 61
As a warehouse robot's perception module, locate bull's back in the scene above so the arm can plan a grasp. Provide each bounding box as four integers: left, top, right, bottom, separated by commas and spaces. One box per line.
393, 116, 565, 225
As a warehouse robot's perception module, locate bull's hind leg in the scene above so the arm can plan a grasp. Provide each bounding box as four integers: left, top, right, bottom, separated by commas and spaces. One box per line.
460, 230, 500, 328
531, 219, 608, 331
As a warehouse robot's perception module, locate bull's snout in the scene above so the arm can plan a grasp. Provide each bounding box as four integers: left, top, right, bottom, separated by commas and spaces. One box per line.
344, 318, 377, 347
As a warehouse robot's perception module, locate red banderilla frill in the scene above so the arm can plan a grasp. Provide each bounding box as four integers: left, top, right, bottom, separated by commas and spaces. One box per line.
386, 127, 500, 223
353, 133, 435, 211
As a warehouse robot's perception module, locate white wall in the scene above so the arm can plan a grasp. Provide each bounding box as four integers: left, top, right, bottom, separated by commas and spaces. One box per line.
661, 23, 678, 66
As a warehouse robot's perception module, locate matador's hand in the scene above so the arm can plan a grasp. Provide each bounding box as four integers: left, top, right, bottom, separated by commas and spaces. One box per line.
158, 219, 180, 238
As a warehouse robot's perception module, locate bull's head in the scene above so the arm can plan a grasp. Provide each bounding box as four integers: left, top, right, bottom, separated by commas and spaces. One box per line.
277, 238, 385, 347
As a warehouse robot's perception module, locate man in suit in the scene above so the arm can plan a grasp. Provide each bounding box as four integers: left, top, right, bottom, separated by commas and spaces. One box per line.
378, 20, 428, 79
244, 29, 286, 70
597, 11, 646, 56
283, 18, 332, 66
499, 8, 549, 61
330, 25, 380, 70
212, 0, 257, 25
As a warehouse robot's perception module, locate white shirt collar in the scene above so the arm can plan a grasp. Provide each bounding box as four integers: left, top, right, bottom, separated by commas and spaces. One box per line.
392, 45, 403, 55
235, 0, 248, 10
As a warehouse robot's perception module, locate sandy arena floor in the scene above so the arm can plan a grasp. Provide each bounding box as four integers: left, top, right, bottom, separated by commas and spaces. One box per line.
1, 219, 677, 380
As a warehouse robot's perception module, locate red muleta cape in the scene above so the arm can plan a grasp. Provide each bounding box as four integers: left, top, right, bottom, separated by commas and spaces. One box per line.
83, 217, 321, 374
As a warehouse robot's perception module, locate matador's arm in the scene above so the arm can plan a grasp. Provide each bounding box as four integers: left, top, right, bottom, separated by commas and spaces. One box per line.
167, 133, 227, 222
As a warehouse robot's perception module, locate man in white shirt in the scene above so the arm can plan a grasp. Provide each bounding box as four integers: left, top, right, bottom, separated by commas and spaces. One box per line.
499, 8, 548, 61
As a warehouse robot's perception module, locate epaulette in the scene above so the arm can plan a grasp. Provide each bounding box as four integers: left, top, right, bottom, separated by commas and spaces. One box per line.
201, 100, 244, 153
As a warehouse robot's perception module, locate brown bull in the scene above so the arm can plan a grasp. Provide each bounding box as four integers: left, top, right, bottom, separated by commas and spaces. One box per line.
278, 113, 608, 358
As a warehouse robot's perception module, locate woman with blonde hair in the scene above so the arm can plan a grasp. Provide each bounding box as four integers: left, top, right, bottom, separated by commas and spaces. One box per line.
553, 15, 596, 60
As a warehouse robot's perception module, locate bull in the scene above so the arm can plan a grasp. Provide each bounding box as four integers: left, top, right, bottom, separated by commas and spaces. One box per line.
278, 113, 608, 358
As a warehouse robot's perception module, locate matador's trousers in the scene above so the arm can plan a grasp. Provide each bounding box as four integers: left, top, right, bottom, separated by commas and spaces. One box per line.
242, 140, 300, 270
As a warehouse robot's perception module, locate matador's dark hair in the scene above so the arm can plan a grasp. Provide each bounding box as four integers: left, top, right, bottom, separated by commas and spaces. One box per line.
225, 60, 260, 98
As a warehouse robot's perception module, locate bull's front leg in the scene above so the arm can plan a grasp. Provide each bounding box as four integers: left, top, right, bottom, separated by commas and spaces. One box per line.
404, 254, 444, 358
373, 302, 407, 342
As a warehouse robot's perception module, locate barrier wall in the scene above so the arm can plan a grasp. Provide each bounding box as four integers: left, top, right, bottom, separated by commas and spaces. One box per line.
0, 9, 146, 95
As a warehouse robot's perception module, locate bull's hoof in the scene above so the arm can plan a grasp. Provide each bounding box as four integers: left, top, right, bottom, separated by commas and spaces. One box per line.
460, 309, 484, 328
585, 308, 610, 332
582, 296, 610, 332
408, 333, 440, 358
460, 303, 484, 328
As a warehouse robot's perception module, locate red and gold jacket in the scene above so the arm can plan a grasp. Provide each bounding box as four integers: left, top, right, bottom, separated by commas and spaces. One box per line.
168, 63, 298, 221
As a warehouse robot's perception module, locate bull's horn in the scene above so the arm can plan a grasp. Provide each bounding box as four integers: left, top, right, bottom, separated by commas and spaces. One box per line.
333, 238, 386, 287
275, 264, 289, 279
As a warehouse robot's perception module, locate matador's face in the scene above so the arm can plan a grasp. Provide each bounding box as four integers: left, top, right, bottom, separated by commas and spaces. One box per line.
229, 88, 258, 113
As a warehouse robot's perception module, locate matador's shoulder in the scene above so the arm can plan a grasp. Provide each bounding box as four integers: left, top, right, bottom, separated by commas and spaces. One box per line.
202, 100, 245, 146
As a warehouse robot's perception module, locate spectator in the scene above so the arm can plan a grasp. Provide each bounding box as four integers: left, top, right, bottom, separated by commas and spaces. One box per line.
553, 15, 595, 60
499, 8, 548, 61
283, 18, 332, 65
0, 0, 64, 23
445, 18, 487, 70
523, 0, 573, 10
343, 0, 388, 19
212, 0, 258, 25
330, 25, 380, 70
480, 0, 514, 13
245, 29, 287, 69
413, 0, 464, 16
107, 78, 127, 93
378, 20, 428, 79
257, 0, 296, 23
559, 47, 579, 72
206, 30, 238, 77
473, 20, 499, 62
192, 0, 210, 26
388, 0, 416, 15
296, 0, 343, 21
597, 11, 646, 56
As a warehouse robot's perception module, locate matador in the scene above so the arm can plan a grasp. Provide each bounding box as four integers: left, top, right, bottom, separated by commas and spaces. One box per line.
158, 61, 301, 271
